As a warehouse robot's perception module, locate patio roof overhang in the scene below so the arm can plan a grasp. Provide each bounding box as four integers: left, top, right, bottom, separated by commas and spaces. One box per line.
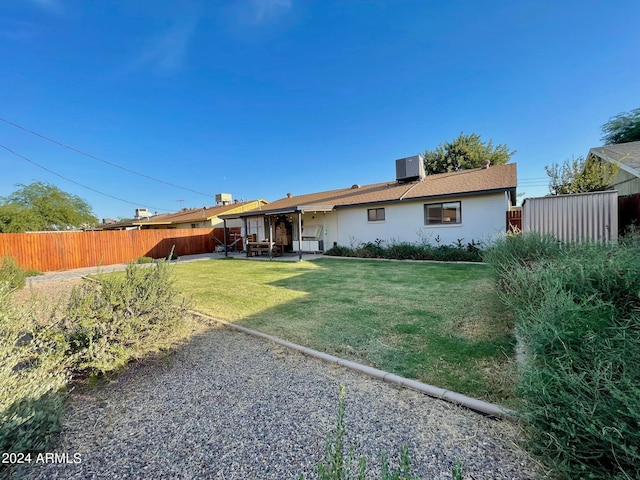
219, 204, 335, 220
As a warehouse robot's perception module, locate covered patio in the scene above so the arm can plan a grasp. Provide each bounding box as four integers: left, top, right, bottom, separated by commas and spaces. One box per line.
219, 204, 334, 261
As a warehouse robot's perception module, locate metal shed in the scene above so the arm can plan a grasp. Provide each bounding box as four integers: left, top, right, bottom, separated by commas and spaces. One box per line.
522, 190, 618, 243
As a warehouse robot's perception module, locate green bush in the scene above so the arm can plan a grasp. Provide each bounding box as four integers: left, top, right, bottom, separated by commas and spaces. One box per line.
135, 256, 154, 264
324, 239, 483, 262
1, 260, 193, 465
0, 284, 69, 456
485, 237, 640, 479
63, 261, 190, 373
384, 242, 425, 260
482, 232, 563, 290
357, 240, 386, 258
0, 256, 27, 290
325, 245, 357, 257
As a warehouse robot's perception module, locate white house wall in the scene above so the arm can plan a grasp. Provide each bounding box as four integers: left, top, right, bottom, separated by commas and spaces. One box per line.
333, 192, 508, 248
293, 212, 337, 250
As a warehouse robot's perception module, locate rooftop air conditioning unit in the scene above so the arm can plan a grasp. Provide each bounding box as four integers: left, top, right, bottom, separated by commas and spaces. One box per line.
215, 193, 232, 205
395, 154, 425, 183
134, 208, 152, 219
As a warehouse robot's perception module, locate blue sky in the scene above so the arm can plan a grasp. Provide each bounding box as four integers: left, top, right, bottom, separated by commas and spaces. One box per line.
1, 0, 639, 220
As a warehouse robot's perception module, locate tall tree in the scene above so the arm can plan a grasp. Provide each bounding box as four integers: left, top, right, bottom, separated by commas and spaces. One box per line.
423, 132, 514, 175
545, 156, 619, 195
601, 107, 640, 144
0, 182, 97, 232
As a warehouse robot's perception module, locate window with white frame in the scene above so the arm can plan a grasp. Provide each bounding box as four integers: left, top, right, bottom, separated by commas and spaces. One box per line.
367, 208, 385, 222
424, 201, 461, 225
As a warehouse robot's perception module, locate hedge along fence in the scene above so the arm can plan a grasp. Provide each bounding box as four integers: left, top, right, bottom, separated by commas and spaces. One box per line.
0, 229, 218, 272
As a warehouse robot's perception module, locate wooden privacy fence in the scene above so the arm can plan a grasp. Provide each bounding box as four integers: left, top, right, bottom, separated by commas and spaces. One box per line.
0, 228, 222, 272
506, 210, 522, 232
619, 193, 640, 235
211, 227, 243, 251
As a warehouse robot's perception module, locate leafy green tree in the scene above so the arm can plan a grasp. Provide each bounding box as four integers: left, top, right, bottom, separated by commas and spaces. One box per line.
545, 156, 619, 195
0, 182, 97, 232
601, 107, 640, 144
423, 132, 514, 175
0, 204, 40, 233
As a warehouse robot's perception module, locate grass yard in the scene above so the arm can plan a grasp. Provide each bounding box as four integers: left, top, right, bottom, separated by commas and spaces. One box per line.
175, 257, 517, 404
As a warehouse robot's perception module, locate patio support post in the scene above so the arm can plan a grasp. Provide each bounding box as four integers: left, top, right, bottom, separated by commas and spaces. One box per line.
268, 215, 273, 260
297, 211, 302, 261
243, 217, 249, 258
223, 219, 228, 257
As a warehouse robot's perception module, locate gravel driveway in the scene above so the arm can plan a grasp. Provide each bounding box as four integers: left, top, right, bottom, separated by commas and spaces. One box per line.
16, 323, 540, 480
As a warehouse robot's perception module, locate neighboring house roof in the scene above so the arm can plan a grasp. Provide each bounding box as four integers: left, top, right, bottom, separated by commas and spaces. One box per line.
101, 200, 268, 229
147, 200, 267, 224
588, 141, 640, 177
223, 163, 517, 218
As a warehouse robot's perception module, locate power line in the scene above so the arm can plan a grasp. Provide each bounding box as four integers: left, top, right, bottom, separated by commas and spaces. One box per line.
0, 143, 172, 212
0, 116, 214, 199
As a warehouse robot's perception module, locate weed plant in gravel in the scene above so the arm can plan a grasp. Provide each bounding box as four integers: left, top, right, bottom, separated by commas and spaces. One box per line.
484, 233, 640, 479
300, 386, 464, 480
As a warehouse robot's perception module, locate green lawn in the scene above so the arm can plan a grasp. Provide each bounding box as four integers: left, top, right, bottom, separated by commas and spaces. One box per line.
173, 257, 517, 404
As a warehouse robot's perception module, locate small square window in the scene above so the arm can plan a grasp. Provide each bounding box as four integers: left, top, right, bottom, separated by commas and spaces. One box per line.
367, 208, 385, 221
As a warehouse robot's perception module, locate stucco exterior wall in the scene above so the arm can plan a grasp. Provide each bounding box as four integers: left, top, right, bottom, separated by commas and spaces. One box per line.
291, 212, 337, 251
332, 192, 509, 248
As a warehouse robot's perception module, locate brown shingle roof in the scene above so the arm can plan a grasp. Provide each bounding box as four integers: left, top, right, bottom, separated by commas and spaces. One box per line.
259, 163, 517, 213
149, 201, 261, 223
101, 200, 267, 229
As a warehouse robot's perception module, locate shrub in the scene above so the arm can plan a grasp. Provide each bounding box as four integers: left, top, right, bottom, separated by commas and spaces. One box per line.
384, 242, 425, 260
485, 237, 640, 479
1, 260, 193, 465
324, 239, 483, 262
482, 232, 563, 291
0, 284, 69, 456
356, 240, 385, 258
0, 256, 27, 290
135, 256, 154, 264
325, 245, 356, 257
63, 261, 190, 373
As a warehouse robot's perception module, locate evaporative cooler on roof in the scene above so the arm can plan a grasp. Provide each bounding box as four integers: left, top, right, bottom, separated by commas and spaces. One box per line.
395, 154, 425, 182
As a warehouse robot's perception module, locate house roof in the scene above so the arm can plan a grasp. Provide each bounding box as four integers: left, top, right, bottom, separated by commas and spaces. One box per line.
101, 200, 267, 229
147, 200, 266, 224
588, 141, 640, 177
222, 163, 517, 218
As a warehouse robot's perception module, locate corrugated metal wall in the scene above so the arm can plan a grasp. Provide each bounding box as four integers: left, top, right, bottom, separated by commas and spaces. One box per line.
522, 191, 618, 243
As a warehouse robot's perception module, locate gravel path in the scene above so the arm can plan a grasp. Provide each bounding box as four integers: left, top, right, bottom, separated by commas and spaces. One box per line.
16, 324, 541, 480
